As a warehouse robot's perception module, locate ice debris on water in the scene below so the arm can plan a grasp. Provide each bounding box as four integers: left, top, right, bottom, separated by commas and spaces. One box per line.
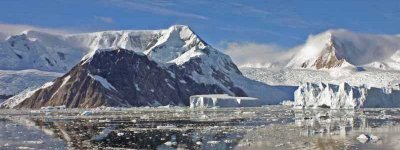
117, 132, 124, 136
207, 141, 220, 144
156, 125, 177, 130
164, 141, 177, 146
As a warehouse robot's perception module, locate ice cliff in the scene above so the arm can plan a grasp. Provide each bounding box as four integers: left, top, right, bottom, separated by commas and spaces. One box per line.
294, 82, 400, 109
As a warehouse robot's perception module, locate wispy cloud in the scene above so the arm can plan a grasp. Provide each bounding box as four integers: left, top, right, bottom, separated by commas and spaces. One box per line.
107, 0, 208, 20
223, 42, 295, 68
0, 23, 73, 35
229, 2, 271, 16
94, 16, 114, 23
217, 26, 301, 41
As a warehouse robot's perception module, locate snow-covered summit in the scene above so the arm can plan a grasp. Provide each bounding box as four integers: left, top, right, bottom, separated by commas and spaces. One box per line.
287, 29, 400, 70
0, 25, 213, 72
144, 25, 209, 64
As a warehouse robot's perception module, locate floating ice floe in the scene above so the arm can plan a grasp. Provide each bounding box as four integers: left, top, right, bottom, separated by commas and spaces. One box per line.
40, 105, 66, 111
156, 125, 177, 130
80, 111, 94, 116
189, 94, 262, 108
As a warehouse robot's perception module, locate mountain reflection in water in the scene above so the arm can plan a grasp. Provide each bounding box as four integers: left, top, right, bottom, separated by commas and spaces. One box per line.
0, 106, 400, 149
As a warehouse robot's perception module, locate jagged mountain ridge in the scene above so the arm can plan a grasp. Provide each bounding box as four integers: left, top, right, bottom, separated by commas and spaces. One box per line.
0, 25, 213, 72
286, 29, 400, 70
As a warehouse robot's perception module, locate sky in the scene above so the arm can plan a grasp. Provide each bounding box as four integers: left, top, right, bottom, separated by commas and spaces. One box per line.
1, 0, 399, 46
0, 0, 399, 66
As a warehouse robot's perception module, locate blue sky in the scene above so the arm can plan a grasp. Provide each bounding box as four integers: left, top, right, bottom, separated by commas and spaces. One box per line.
0, 0, 399, 47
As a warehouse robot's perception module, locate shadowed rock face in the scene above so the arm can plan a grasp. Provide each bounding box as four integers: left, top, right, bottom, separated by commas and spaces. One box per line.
16, 49, 246, 108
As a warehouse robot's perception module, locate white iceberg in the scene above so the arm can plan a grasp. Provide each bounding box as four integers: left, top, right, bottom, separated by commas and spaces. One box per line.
189, 94, 261, 108
294, 82, 400, 109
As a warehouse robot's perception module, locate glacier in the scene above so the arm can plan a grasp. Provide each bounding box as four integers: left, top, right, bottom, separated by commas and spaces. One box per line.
294, 82, 400, 109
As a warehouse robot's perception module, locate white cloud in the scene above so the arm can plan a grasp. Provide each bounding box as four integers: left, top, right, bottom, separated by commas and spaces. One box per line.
223, 42, 295, 68
94, 16, 114, 23
0, 23, 72, 36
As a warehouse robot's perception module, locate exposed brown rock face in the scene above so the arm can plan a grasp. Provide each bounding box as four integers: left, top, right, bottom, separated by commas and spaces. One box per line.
313, 42, 346, 69
15, 49, 246, 108
302, 38, 347, 69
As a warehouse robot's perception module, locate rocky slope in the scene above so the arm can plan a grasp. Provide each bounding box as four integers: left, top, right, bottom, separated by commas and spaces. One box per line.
14, 49, 238, 108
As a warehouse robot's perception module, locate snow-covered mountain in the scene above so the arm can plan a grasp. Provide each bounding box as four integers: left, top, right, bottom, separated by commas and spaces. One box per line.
2, 25, 293, 108
286, 29, 400, 70
0, 25, 219, 72
0, 26, 199, 97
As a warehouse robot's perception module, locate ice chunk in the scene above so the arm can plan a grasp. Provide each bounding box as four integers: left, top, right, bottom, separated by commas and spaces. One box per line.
356, 134, 380, 143
369, 134, 379, 141
164, 141, 177, 146
357, 134, 369, 143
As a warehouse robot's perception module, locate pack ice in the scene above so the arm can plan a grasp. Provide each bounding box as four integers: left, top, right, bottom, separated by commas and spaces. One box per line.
190, 94, 261, 108
294, 82, 400, 109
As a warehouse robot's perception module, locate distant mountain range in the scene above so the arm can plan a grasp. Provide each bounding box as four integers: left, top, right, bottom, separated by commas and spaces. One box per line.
1, 26, 400, 108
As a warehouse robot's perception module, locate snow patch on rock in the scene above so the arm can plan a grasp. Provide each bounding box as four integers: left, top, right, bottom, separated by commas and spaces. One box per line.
88, 74, 116, 91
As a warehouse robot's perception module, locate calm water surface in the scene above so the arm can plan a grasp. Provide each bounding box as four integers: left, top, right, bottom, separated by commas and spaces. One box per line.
0, 106, 400, 150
